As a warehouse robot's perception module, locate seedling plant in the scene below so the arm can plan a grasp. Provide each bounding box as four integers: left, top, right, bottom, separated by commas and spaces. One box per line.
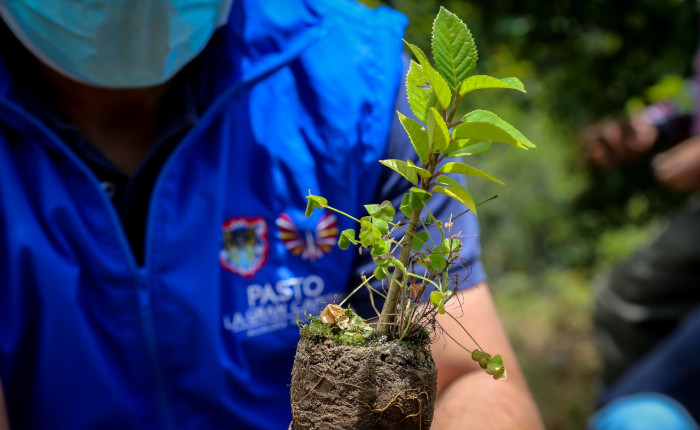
304, 6, 535, 381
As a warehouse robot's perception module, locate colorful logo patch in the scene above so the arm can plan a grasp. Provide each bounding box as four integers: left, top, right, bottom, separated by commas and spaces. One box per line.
276, 212, 338, 261
220, 217, 269, 278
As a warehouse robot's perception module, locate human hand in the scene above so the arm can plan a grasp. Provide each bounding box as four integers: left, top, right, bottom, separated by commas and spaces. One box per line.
583, 116, 658, 169
0, 380, 8, 430
653, 136, 700, 191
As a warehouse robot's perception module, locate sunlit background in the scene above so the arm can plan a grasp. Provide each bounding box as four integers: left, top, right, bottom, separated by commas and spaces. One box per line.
360, 1, 698, 428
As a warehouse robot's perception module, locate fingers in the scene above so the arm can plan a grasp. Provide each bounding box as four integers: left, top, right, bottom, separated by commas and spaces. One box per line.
653, 136, 700, 190
583, 116, 657, 169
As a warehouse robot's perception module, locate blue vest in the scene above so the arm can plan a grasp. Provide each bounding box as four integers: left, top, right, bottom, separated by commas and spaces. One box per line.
0, 1, 406, 428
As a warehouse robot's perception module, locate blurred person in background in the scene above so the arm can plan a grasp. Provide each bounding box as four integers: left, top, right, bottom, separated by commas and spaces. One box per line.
584, 30, 700, 430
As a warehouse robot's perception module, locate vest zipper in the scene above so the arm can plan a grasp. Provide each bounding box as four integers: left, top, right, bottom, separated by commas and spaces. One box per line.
0, 100, 175, 427
138, 269, 175, 430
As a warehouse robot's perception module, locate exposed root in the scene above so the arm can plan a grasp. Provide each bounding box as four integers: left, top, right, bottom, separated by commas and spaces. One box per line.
291, 338, 437, 429
365, 387, 432, 430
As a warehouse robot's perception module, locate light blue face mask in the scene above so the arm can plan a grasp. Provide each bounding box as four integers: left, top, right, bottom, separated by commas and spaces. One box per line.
0, 0, 233, 88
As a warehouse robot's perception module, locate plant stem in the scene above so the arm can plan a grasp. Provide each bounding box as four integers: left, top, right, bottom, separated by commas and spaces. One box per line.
376, 208, 421, 337
376, 153, 439, 337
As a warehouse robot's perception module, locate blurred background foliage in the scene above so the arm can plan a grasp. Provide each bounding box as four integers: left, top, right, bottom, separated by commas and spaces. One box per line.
359, 0, 699, 428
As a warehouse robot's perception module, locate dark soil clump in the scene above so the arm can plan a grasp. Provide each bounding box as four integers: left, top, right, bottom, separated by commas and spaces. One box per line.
290, 334, 437, 429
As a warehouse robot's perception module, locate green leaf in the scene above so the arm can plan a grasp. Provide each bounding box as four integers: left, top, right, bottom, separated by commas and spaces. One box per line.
409, 187, 432, 203
387, 257, 406, 273
430, 244, 450, 271
448, 237, 462, 252
444, 140, 492, 158
374, 266, 388, 280
404, 38, 431, 67
340, 332, 366, 343
428, 253, 447, 272
433, 244, 450, 256
458, 75, 525, 96
305, 194, 327, 217
426, 107, 450, 153
412, 231, 430, 251
405, 41, 452, 109
338, 229, 356, 250
373, 252, 394, 267
379, 159, 418, 185
372, 217, 389, 236
406, 160, 432, 179
453, 110, 535, 149
430, 291, 442, 308
432, 7, 478, 90
430, 289, 452, 314
399, 193, 413, 218
364, 200, 396, 222
434, 176, 477, 215
471, 349, 490, 363
399, 187, 431, 218
406, 61, 432, 123
489, 354, 504, 367
398, 112, 430, 165
359, 218, 381, 247
438, 300, 446, 314
371, 239, 390, 258
485, 354, 507, 380
438, 161, 504, 185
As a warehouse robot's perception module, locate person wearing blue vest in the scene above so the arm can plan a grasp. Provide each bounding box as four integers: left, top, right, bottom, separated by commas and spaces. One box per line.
0, 0, 543, 429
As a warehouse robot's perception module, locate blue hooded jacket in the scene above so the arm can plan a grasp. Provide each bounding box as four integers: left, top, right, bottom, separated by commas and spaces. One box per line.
0, 1, 483, 428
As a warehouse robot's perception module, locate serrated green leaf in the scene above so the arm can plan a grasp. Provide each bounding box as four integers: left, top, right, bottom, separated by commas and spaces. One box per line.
453, 110, 535, 149
425, 90, 441, 119
405, 38, 431, 64
426, 107, 450, 153
458, 75, 525, 96
338, 229, 356, 250
398, 112, 430, 165
434, 176, 477, 215
444, 140, 492, 158
379, 159, 418, 185
406, 61, 427, 121
305, 194, 328, 217
405, 41, 452, 109
439, 161, 504, 185
406, 61, 432, 123
432, 7, 478, 90
406, 160, 432, 179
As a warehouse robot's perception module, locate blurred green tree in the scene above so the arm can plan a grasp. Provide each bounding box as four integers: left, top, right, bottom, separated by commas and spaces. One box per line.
361, 0, 698, 268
